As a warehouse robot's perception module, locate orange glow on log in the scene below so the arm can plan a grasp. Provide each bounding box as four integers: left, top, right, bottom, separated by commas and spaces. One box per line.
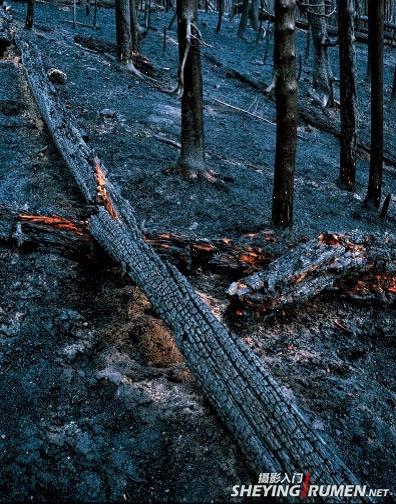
19, 214, 88, 237
94, 158, 118, 220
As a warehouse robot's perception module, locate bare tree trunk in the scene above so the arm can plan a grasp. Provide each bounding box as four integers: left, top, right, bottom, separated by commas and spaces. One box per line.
215, 0, 224, 32
130, 0, 139, 53
249, 0, 260, 30
309, 0, 334, 107
365, 0, 384, 209
364, 3, 372, 83
338, 0, 358, 190
272, 0, 297, 229
176, 0, 206, 175
237, 0, 250, 37
390, 65, 396, 109
25, 0, 35, 29
115, 0, 133, 61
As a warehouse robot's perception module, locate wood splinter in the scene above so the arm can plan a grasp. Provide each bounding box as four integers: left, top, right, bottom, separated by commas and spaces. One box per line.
94, 157, 118, 220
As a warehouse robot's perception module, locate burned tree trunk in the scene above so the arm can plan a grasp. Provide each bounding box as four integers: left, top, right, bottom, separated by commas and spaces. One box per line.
176, 0, 206, 176
365, 0, 384, 209
249, 0, 260, 30
115, 0, 133, 61
309, 0, 334, 107
237, 0, 250, 37
13, 27, 370, 494
215, 0, 224, 32
271, 0, 297, 229
25, 0, 35, 29
130, 0, 139, 54
390, 65, 396, 109
338, 0, 358, 190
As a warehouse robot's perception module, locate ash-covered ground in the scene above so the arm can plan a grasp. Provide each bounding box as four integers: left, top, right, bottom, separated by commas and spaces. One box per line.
0, 2, 395, 502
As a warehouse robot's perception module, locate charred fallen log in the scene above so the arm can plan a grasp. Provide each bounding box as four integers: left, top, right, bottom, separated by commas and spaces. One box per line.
228, 232, 396, 316
0, 204, 280, 275
0, 204, 95, 259
11, 26, 371, 495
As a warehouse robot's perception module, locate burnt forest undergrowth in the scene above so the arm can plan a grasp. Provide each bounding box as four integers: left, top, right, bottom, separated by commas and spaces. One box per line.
0, 1, 395, 502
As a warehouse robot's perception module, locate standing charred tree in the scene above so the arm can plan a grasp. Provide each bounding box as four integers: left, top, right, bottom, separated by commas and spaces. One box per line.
365, 0, 384, 209
390, 65, 396, 109
25, 0, 35, 29
338, 0, 357, 190
272, 0, 297, 228
215, 0, 224, 32
115, 0, 133, 62
238, 0, 260, 37
308, 0, 334, 107
238, 0, 250, 37
249, 0, 260, 30
176, 0, 206, 176
130, 0, 139, 53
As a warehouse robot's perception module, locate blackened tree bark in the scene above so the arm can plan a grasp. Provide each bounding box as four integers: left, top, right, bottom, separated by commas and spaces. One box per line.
238, 0, 250, 37
390, 65, 396, 109
365, 0, 384, 208
309, 0, 334, 107
25, 0, 35, 29
176, 0, 206, 176
115, 0, 133, 61
338, 0, 357, 190
272, 0, 297, 228
130, 0, 139, 53
215, 0, 224, 32
249, 0, 260, 30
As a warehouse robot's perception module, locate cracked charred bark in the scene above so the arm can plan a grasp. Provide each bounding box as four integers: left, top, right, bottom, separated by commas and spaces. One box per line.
228, 232, 396, 313
338, 0, 357, 190
365, 0, 384, 209
176, 0, 206, 176
12, 25, 373, 498
271, 0, 297, 229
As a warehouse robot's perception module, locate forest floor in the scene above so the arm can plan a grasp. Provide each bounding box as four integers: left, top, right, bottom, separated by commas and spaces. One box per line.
0, 2, 395, 502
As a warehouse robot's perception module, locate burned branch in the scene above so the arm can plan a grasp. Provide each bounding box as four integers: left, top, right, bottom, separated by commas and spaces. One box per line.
228, 232, 396, 315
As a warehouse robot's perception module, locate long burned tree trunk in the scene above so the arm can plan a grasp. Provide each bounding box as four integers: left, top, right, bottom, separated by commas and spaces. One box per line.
309, 0, 334, 107
25, 0, 35, 29
272, 0, 297, 229
13, 27, 370, 496
365, 0, 384, 209
338, 0, 358, 190
115, 0, 133, 61
176, 0, 206, 176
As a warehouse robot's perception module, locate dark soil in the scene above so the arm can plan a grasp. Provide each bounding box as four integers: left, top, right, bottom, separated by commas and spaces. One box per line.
0, 2, 395, 502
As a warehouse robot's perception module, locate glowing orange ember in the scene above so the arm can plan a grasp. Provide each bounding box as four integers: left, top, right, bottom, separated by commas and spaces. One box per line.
19, 214, 88, 237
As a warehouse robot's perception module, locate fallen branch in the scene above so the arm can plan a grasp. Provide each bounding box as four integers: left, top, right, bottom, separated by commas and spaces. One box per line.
228, 232, 396, 315
12, 25, 370, 494
0, 204, 94, 259
212, 97, 276, 126
206, 53, 396, 171
0, 204, 280, 275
